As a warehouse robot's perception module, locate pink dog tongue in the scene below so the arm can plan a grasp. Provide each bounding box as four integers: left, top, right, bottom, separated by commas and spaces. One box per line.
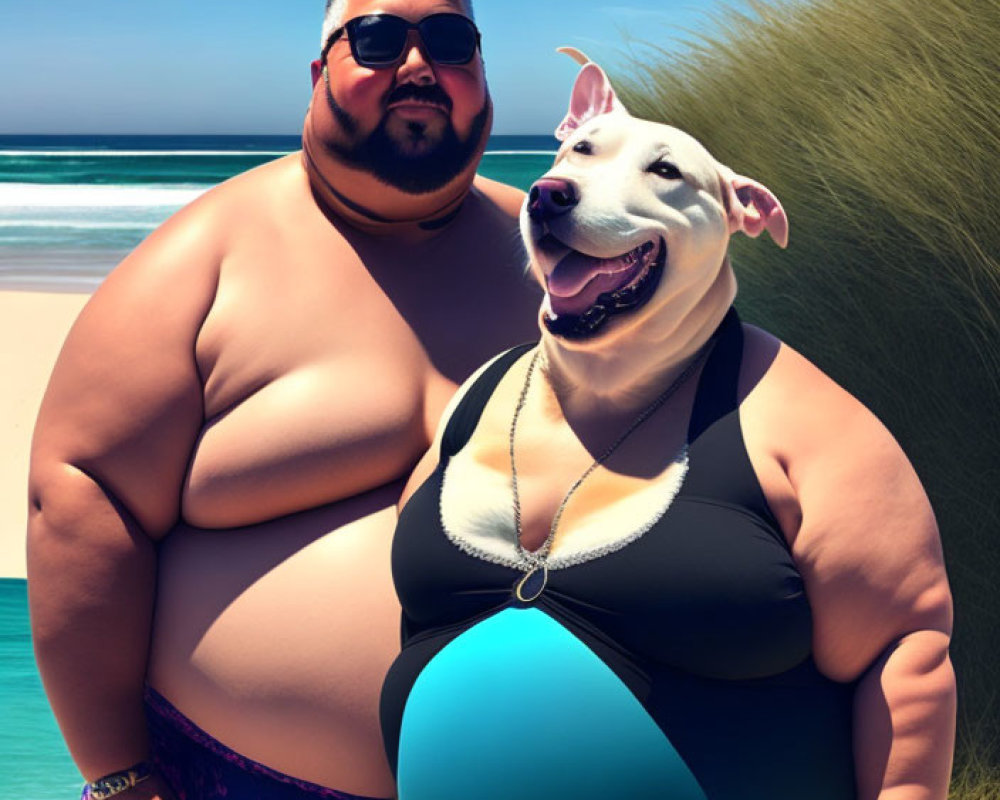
548, 251, 626, 296
547, 251, 637, 317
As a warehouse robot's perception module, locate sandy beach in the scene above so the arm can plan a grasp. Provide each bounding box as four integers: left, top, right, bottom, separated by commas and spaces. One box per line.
0, 288, 90, 579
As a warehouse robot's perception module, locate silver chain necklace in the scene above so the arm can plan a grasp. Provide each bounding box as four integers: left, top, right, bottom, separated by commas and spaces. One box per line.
509, 343, 713, 602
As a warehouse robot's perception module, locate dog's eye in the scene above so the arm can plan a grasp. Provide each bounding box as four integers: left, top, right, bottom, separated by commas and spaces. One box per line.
649, 161, 683, 180
572, 140, 593, 155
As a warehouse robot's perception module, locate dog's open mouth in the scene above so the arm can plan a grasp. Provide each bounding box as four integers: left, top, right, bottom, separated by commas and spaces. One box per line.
543, 238, 665, 339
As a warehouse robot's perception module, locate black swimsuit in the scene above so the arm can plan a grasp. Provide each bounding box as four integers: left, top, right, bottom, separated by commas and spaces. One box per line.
381, 308, 857, 800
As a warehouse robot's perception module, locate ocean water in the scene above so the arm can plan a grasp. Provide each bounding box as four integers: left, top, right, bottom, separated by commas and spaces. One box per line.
0, 134, 558, 289
0, 134, 557, 796
0, 579, 81, 796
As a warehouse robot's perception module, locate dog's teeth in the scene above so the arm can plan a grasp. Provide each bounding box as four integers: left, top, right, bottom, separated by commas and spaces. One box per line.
612, 285, 637, 308
582, 304, 608, 328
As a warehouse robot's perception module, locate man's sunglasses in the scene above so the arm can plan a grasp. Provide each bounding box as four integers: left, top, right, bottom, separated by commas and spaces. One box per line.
324, 13, 481, 68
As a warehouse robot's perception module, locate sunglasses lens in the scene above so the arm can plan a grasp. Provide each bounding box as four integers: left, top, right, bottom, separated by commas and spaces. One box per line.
420, 15, 479, 64
349, 16, 408, 66
345, 14, 479, 67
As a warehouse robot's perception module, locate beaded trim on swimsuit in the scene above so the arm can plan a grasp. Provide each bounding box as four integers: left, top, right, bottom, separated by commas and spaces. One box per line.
144, 686, 388, 800
438, 444, 689, 571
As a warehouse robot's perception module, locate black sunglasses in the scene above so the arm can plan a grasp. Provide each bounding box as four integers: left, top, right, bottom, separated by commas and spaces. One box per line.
324, 13, 481, 68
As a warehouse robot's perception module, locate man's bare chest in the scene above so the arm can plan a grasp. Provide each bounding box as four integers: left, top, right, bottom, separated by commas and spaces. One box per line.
180, 258, 450, 528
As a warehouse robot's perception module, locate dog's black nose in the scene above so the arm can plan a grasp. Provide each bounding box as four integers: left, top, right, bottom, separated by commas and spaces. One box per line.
527, 178, 579, 222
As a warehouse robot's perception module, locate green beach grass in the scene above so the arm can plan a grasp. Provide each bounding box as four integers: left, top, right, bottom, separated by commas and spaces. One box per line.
613, 0, 999, 795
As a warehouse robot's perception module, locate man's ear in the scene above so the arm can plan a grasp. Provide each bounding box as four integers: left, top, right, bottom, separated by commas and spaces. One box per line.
311, 60, 323, 88
718, 166, 789, 248
554, 48, 628, 141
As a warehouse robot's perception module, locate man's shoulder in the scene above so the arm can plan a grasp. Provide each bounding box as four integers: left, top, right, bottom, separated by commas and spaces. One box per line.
140, 153, 307, 251
97, 154, 307, 295
472, 174, 526, 218
200, 152, 305, 218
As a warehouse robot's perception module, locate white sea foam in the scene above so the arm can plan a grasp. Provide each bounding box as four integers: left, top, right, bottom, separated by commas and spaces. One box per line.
0, 183, 208, 209
0, 220, 159, 230
0, 150, 292, 157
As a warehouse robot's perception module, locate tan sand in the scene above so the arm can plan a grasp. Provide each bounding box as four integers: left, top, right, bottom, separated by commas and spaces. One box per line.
0, 289, 91, 579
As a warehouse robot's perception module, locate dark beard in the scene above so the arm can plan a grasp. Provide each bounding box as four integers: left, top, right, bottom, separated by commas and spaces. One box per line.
323, 82, 490, 195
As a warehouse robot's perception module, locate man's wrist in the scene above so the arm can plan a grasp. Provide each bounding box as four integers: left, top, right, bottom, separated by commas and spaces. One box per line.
81, 762, 153, 800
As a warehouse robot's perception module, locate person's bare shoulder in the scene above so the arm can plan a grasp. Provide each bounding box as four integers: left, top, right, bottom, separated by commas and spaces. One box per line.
92, 153, 307, 306
183, 152, 305, 234
96, 153, 300, 284
472, 174, 527, 218
26, 159, 309, 537
740, 324, 950, 682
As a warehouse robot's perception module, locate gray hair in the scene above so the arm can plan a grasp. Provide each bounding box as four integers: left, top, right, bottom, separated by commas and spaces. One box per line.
321, 1, 475, 51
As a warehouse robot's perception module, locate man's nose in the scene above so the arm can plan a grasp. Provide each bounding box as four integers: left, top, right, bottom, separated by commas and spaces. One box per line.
527, 178, 579, 222
395, 31, 435, 85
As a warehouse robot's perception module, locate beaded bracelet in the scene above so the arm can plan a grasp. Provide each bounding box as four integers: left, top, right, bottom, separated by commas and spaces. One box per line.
81, 762, 152, 800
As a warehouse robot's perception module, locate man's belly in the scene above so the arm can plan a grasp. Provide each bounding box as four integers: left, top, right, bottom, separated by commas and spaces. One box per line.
146, 481, 403, 798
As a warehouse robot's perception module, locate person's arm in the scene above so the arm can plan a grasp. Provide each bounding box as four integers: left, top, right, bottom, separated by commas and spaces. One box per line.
27, 199, 222, 793
773, 347, 955, 800
853, 629, 955, 800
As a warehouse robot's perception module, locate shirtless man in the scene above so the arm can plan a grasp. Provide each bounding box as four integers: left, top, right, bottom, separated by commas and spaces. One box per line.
27, 1, 538, 798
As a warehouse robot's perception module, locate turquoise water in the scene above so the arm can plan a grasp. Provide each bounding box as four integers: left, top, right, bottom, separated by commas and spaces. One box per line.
0, 134, 557, 288
0, 579, 82, 797
0, 135, 556, 185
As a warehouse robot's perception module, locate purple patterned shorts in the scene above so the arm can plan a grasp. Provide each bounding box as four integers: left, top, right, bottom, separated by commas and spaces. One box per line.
144, 686, 391, 800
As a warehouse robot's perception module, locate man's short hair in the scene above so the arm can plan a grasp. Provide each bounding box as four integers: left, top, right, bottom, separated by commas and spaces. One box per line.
321, 1, 476, 52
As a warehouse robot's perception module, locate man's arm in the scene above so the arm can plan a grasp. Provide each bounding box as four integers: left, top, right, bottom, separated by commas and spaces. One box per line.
27, 198, 222, 787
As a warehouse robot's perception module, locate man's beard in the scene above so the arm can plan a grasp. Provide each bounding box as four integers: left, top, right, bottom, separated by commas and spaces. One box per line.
323, 82, 490, 195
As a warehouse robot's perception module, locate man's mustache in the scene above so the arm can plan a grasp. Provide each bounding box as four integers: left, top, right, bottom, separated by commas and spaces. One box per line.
385, 84, 453, 111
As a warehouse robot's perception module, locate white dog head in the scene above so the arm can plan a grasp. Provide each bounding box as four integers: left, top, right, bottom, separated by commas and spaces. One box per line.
521, 49, 787, 360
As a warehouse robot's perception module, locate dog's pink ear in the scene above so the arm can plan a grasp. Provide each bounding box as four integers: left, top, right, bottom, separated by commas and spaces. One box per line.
554, 62, 624, 141
719, 168, 789, 248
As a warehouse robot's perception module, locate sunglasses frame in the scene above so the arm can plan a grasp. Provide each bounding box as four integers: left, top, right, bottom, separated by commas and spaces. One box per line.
323, 12, 482, 68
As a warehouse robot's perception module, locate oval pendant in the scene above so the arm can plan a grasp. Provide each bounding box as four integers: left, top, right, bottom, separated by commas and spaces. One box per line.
514, 564, 548, 603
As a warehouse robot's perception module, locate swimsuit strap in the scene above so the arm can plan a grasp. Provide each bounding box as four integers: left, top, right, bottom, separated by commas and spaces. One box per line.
679, 306, 779, 526
439, 342, 537, 460
687, 306, 743, 443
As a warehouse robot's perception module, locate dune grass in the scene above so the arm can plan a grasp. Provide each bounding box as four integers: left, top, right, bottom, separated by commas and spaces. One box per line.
613, 0, 999, 795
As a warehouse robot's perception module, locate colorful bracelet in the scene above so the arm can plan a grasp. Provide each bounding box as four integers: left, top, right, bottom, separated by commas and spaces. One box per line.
80, 762, 152, 800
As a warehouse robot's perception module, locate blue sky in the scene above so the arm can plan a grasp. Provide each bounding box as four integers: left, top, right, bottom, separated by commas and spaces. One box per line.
0, 0, 749, 135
